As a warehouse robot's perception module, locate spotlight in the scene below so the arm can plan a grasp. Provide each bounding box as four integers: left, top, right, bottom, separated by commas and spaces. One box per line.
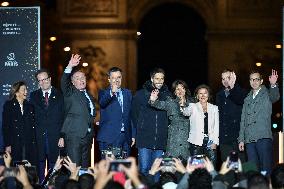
64, 47, 71, 52
82, 62, 88, 67
49, 36, 56, 41
256, 62, 262, 67
275, 44, 282, 49
137, 31, 141, 36
1, 2, 9, 6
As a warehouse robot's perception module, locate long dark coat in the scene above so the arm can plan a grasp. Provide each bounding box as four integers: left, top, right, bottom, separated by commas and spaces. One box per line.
29, 88, 64, 163
2, 98, 38, 166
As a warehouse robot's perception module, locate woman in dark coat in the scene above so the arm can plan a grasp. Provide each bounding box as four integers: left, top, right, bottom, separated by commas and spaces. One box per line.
149, 80, 193, 161
2, 81, 38, 166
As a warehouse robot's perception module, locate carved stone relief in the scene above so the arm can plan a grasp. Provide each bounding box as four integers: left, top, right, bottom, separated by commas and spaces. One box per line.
78, 45, 109, 106
59, 0, 126, 23
66, 0, 118, 16
227, 0, 278, 18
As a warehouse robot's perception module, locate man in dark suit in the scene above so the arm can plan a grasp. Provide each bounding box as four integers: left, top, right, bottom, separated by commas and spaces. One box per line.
216, 69, 247, 162
30, 69, 64, 182
97, 67, 134, 158
61, 54, 96, 167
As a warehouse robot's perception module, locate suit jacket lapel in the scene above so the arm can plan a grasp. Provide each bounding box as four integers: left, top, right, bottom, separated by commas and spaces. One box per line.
48, 88, 57, 110
36, 90, 46, 109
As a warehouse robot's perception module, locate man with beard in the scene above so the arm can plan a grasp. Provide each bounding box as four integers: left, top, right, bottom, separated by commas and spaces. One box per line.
131, 68, 171, 178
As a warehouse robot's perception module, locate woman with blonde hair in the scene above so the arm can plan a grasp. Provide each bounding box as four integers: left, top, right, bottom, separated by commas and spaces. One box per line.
182, 84, 219, 166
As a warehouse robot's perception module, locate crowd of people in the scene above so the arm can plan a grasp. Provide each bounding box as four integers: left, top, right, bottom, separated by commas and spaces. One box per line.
1, 53, 282, 189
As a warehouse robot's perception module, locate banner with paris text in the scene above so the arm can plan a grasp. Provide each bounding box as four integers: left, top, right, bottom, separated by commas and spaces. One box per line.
0, 7, 40, 150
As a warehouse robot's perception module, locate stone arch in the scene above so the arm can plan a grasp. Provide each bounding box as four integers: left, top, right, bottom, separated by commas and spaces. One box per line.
128, 0, 216, 30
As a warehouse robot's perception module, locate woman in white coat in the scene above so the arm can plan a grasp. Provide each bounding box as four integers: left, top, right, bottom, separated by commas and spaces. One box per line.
182, 84, 219, 166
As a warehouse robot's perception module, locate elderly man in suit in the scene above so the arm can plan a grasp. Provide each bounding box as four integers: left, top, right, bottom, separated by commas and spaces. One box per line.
30, 69, 64, 182
97, 67, 135, 158
61, 54, 96, 167
238, 69, 280, 175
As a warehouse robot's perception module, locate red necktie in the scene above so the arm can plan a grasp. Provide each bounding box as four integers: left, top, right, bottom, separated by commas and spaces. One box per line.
45, 92, 49, 106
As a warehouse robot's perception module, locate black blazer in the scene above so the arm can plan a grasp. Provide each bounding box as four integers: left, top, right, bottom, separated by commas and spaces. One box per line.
2, 98, 38, 165
29, 87, 64, 162
61, 73, 96, 138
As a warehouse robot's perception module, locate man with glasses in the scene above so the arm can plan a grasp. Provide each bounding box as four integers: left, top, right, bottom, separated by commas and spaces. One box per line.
60, 54, 96, 167
30, 69, 64, 182
238, 69, 280, 175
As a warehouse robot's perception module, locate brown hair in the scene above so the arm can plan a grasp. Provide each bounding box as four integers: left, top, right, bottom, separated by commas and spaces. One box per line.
249, 70, 263, 80
171, 80, 191, 100
9, 81, 26, 100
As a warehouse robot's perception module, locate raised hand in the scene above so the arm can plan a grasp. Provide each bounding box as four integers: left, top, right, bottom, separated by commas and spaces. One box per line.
150, 89, 159, 102
148, 158, 162, 175
172, 158, 186, 174
111, 81, 118, 93
269, 69, 278, 85
203, 157, 215, 173
3, 151, 12, 168
16, 165, 32, 188
53, 156, 64, 171
67, 54, 81, 68
228, 71, 236, 89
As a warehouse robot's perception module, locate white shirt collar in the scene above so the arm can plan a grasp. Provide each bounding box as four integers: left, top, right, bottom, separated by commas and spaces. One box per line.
252, 87, 261, 99
42, 87, 52, 97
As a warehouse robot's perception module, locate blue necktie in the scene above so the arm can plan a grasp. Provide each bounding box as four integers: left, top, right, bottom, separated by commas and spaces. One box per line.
116, 91, 124, 132
117, 92, 123, 113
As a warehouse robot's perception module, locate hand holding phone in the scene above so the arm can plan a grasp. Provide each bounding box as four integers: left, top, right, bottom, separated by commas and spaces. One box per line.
228, 151, 239, 170
108, 159, 131, 172
59, 147, 67, 159
189, 155, 205, 165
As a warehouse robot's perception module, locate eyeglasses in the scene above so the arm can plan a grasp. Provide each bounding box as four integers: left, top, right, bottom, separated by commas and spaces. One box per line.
38, 77, 50, 83
250, 78, 261, 82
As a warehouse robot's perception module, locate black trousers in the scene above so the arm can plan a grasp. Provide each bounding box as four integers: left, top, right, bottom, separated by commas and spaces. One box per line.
189, 137, 217, 167
65, 131, 93, 167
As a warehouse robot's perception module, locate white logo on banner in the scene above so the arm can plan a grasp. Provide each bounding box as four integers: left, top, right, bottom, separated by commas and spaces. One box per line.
5, 52, 18, 66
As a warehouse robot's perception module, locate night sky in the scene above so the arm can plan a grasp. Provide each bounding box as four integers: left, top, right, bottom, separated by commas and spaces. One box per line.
137, 3, 207, 93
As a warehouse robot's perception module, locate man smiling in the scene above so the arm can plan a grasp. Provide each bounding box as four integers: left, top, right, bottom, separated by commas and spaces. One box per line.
238, 69, 280, 175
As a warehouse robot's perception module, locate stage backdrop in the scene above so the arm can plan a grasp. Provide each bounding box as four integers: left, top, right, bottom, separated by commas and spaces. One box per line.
0, 7, 40, 150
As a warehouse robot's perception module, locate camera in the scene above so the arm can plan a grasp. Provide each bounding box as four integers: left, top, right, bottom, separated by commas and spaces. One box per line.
109, 159, 131, 172
161, 157, 174, 167
59, 147, 67, 158
228, 151, 239, 170
189, 155, 205, 165
78, 168, 90, 176
160, 157, 176, 173
13, 160, 30, 167
102, 147, 126, 159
